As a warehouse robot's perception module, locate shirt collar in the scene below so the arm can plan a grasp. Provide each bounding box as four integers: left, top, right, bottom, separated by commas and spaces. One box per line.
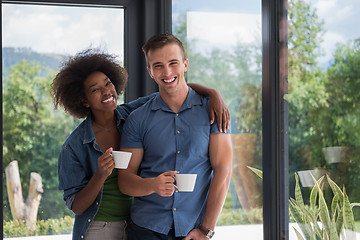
83, 114, 95, 144
151, 87, 203, 113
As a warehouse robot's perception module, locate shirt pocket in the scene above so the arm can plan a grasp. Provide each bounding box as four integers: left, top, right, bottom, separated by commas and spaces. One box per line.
190, 125, 210, 156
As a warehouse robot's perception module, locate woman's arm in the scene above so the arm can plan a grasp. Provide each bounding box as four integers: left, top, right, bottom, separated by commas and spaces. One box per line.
188, 83, 230, 132
71, 148, 114, 215
119, 92, 158, 115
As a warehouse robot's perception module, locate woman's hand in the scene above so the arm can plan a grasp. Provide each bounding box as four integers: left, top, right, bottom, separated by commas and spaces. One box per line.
208, 89, 230, 132
97, 147, 115, 177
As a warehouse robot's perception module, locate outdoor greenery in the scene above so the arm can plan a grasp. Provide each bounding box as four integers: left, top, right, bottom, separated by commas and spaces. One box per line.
248, 167, 360, 239
2, 59, 78, 221
2, 0, 360, 237
286, 0, 360, 222
289, 173, 360, 240
3, 216, 74, 238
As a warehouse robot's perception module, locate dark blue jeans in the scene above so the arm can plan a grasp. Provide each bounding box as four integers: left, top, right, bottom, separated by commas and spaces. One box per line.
127, 219, 184, 240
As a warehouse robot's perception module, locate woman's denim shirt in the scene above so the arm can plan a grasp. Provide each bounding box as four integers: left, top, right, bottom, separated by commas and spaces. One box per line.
58, 94, 157, 240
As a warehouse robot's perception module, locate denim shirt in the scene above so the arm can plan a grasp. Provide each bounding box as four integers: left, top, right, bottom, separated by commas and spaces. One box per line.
121, 88, 229, 237
58, 94, 157, 240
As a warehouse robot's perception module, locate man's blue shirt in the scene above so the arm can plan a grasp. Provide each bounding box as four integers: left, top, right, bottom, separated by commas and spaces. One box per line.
121, 88, 227, 237
58, 94, 156, 240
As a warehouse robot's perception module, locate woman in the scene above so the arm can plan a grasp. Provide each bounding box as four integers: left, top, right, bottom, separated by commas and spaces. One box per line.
51, 48, 229, 240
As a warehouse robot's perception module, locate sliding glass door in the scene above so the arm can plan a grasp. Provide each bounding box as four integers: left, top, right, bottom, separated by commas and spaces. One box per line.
172, 1, 264, 239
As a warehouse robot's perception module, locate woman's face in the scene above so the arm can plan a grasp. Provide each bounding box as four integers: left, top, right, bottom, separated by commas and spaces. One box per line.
82, 71, 118, 115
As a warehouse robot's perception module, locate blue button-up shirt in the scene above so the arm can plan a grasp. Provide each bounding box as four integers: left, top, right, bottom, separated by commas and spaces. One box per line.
121, 88, 226, 237
58, 94, 156, 240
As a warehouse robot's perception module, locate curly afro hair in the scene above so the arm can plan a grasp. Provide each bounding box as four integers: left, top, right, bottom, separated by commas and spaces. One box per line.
51, 48, 128, 119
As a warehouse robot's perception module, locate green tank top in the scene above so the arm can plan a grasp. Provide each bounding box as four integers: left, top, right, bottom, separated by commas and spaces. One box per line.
94, 169, 133, 221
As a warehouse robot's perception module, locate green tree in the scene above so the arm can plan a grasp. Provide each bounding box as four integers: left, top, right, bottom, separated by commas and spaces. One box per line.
3, 60, 77, 220
324, 39, 360, 208
287, 0, 327, 171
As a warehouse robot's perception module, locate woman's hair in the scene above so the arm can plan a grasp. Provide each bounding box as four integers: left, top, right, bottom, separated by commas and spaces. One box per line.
51, 48, 128, 119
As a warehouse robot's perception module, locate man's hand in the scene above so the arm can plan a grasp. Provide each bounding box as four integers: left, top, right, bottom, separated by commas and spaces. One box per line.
183, 228, 208, 240
152, 171, 177, 197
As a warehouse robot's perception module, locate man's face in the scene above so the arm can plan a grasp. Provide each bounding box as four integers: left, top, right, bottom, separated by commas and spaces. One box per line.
146, 43, 188, 96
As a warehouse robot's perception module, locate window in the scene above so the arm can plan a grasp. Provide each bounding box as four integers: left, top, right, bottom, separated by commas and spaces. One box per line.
288, 0, 360, 238
5, 0, 357, 239
2, 2, 124, 237
172, 1, 264, 238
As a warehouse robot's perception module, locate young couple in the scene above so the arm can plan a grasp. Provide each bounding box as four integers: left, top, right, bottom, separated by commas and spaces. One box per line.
52, 33, 232, 240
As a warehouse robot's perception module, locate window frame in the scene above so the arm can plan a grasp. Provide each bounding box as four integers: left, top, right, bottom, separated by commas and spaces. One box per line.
262, 0, 289, 239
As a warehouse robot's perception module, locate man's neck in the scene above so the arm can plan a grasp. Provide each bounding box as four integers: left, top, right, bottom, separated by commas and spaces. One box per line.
160, 85, 189, 113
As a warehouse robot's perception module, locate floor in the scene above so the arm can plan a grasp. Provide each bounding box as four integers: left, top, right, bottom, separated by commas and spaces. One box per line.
4, 224, 359, 240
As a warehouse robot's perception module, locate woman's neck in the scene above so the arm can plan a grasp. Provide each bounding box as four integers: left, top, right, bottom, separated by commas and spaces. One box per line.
91, 112, 116, 131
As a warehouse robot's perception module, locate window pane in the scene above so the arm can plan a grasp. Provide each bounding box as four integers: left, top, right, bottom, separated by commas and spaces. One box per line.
2, 4, 124, 237
172, 1, 263, 238
288, 0, 360, 238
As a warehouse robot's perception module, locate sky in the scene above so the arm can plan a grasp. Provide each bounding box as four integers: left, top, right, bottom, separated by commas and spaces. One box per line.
173, 0, 360, 67
2, 1, 360, 66
311, 0, 360, 65
2, 4, 124, 57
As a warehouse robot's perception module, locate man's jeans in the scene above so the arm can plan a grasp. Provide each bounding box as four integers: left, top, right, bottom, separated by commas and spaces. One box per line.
127, 219, 184, 240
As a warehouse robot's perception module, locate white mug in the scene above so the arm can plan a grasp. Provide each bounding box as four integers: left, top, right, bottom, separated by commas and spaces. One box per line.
111, 151, 132, 169
174, 174, 197, 192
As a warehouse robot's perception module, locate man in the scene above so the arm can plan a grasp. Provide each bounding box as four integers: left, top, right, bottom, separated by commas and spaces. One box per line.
118, 33, 232, 240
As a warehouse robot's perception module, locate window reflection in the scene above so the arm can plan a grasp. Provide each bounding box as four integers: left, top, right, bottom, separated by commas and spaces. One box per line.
173, 1, 263, 238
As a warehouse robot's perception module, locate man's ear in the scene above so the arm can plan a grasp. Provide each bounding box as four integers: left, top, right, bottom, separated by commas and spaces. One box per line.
184, 58, 189, 73
147, 67, 154, 79
81, 98, 90, 108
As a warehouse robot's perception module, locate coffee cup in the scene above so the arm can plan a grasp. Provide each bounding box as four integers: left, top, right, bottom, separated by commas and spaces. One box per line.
174, 174, 197, 192
111, 151, 132, 169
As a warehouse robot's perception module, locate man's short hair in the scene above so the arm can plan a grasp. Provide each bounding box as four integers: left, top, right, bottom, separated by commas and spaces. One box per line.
142, 33, 186, 66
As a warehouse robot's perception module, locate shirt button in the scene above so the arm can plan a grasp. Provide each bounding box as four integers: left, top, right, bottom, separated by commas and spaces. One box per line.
96, 202, 99, 205
81, 236, 84, 239
177, 130, 180, 134
88, 219, 91, 222
176, 113, 179, 116
173, 208, 177, 211
177, 151, 181, 154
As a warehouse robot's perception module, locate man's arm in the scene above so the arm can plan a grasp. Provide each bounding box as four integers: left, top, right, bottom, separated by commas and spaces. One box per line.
117, 148, 176, 197
184, 133, 232, 240
188, 83, 230, 132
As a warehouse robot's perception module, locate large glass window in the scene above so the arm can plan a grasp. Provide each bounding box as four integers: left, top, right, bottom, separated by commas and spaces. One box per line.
2, 3, 124, 237
173, 1, 263, 238
287, 0, 360, 239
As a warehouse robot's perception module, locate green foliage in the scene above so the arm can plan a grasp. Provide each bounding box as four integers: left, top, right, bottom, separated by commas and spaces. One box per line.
235, 83, 262, 133
320, 39, 360, 147
217, 190, 262, 225
289, 173, 359, 240
3, 216, 74, 238
2, 60, 80, 220
217, 208, 263, 226
287, 0, 328, 171
248, 167, 359, 239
